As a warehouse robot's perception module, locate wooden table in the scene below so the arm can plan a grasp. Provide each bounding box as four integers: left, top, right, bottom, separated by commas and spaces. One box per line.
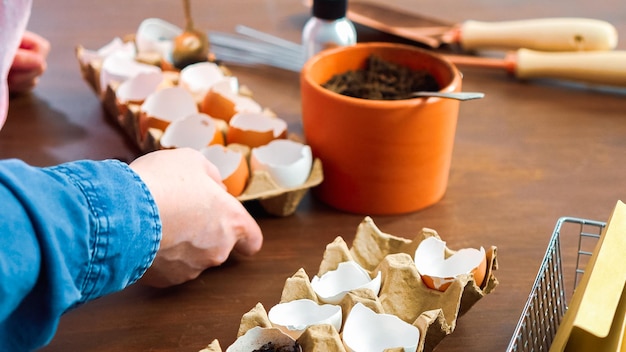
3, 0, 625, 351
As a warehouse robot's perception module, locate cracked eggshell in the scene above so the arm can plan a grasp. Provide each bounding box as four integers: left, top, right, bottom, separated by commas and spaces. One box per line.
100, 54, 161, 94
116, 71, 165, 105
139, 86, 198, 135
343, 303, 420, 352
250, 139, 313, 189
135, 18, 182, 63
161, 113, 224, 149
227, 112, 287, 148
414, 236, 487, 292
200, 145, 249, 197
226, 326, 301, 352
311, 261, 382, 305
79, 37, 135, 66
179, 61, 226, 97
200, 78, 262, 122
267, 299, 342, 339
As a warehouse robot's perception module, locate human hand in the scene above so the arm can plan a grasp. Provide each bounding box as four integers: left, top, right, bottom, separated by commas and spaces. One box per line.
8, 31, 51, 94
129, 148, 263, 288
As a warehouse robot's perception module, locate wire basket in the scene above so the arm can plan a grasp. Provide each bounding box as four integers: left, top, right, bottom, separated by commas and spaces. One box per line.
506, 216, 606, 352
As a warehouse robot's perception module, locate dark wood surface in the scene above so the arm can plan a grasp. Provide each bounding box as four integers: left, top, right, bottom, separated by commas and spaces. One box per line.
3, 0, 625, 351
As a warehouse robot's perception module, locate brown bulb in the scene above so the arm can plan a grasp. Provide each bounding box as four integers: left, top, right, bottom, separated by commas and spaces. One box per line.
172, 30, 209, 69
171, 0, 210, 69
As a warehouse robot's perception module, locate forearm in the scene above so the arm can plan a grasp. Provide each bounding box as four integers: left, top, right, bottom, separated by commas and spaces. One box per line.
0, 159, 161, 350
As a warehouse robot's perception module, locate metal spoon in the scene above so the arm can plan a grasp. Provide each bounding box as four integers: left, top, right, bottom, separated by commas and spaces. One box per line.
411, 91, 485, 101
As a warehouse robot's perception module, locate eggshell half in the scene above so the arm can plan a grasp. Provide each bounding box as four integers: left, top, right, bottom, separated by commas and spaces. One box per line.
200, 145, 249, 197
100, 54, 161, 94
414, 236, 487, 292
79, 37, 135, 66
343, 303, 420, 352
250, 139, 313, 189
135, 18, 182, 63
139, 86, 198, 136
116, 71, 164, 105
200, 78, 262, 122
267, 299, 342, 339
310, 261, 382, 305
161, 113, 224, 149
227, 112, 287, 148
179, 61, 226, 97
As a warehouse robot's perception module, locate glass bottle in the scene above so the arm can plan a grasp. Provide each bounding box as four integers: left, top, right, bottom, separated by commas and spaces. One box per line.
301, 0, 357, 61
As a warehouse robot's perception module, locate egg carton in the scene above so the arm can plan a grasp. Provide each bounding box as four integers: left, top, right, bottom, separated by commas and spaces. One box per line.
201, 217, 499, 352
75, 45, 323, 217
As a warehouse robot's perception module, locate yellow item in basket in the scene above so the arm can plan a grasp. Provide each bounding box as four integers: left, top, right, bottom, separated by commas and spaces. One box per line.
550, 200, 626, 352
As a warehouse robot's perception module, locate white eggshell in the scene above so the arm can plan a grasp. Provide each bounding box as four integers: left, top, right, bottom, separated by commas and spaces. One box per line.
267, 299, 342, 339
310, 261, 382, 305
116, 71, 164, 104
213, 76, 240, 94
200, 145, 244, 181
343, 303, 420, 352
232, 95, 263, 114
179, 62, 226, 96
98, 37, 136, 58
414, 236, 486, 290
226, 326, 300, 352
214, 79, 262, 113
140, 86, 198, 125
249, 139, 312, 189
161, 113, 220, 149
229, 113, 286, 137
135, 18, 182, 63
100, 54, 161, 93
79, 37, 135, 65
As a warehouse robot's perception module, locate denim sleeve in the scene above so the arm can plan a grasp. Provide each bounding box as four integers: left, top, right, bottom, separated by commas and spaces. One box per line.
0, 158, 162, 351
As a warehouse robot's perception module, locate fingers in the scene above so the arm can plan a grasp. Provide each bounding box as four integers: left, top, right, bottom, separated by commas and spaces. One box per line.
7, 69, 43, 93
231, 202, 264, 256
193, 149, 263, 256
235, 224, 263, 256
195, 164, 263, 257
20, 31, 51, 57
9, 31, 50, 94
11, 49, 47, 72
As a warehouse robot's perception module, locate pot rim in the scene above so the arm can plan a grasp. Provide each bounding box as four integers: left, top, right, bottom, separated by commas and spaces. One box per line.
301, 42, 463, 107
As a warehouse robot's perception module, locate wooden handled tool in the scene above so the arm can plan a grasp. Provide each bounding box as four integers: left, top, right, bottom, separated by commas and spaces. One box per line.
446, 49, 626, 87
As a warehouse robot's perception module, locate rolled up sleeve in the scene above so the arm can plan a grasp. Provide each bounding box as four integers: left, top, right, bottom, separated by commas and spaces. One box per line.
0, 159, 161, 351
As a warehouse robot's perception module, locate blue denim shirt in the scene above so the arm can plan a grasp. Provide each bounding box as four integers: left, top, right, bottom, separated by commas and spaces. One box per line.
0, 159, 161, 351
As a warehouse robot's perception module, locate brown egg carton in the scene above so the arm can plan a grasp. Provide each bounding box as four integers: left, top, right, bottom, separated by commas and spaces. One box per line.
201, 217, 499, 352
75, 45, 323, 216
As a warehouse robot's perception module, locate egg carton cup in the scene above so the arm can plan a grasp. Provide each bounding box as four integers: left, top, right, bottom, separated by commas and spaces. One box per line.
201, 217, 499, 352
75, 45, 323, 217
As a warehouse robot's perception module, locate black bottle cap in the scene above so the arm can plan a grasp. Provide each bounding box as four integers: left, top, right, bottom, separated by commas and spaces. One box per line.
312, 0, 348, 20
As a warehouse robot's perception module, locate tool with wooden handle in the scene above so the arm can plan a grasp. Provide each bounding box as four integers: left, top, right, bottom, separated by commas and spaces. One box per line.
347, 1, 618, 52
455, 18, 618, 52
447, 49, 626, 87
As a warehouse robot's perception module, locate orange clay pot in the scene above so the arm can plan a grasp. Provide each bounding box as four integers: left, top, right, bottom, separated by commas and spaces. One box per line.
300, 42, 462, 215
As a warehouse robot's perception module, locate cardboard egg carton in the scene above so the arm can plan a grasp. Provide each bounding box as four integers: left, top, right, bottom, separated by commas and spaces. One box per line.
75, 45, 322, 216
201, 217, 499, 352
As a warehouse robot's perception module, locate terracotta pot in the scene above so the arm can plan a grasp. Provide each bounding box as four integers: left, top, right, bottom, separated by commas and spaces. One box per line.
300, 42, 463, 215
